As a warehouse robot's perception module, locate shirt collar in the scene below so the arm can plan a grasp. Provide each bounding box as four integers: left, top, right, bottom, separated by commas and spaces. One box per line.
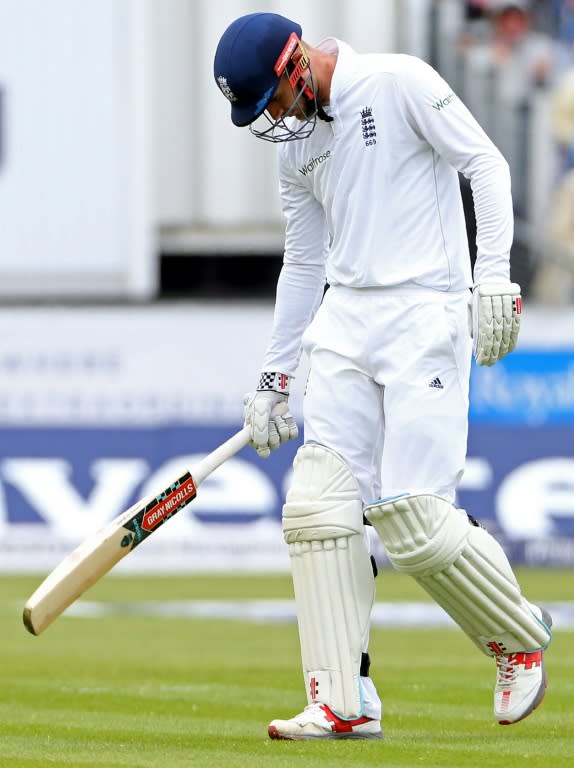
314, 37, 354, 118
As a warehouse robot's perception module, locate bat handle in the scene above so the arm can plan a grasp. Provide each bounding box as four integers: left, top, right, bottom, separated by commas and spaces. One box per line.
192, 425, 251, 486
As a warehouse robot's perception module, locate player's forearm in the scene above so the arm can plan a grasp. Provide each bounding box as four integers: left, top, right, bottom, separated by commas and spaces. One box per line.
262, 260, 326, 375
469, 155, 514, 285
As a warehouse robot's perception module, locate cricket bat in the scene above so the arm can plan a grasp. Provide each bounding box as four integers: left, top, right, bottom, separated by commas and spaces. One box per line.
23, 426, 251, 636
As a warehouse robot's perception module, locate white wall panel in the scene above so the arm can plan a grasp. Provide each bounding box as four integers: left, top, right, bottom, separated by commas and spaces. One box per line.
0, 0, 155, 298
152, 0, 197, 224
399, 0, 433, 61
339, 0, 397, 54
198, 0, 283, 227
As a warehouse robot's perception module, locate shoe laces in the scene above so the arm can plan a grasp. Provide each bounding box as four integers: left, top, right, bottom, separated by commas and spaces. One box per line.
496, 654, 519, 686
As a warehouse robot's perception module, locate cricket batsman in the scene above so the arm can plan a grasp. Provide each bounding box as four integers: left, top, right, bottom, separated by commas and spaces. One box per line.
214, 11, 552, 741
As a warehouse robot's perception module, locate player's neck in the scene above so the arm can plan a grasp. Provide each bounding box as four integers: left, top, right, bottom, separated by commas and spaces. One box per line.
309, 47, 337, 108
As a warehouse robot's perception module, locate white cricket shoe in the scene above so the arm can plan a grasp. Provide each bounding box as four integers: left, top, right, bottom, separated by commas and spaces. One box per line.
268, 703, 383, 741
494, 608, 552, 725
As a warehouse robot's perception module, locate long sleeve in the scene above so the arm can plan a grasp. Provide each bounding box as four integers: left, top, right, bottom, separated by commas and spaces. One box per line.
262, 261, 327, 375
261, 156, 329, 376
399, 57, 514, 284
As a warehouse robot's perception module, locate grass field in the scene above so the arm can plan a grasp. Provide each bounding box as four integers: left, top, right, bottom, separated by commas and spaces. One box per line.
0, 569, 571, 767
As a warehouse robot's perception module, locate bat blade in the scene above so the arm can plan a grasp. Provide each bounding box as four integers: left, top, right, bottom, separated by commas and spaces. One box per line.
23, 511, 141, 635
23, 471, 197, 635
23, 426, 250, 635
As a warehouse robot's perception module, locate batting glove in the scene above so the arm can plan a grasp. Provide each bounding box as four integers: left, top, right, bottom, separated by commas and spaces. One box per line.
243, 373, 298, 459
471, 282, 522, 366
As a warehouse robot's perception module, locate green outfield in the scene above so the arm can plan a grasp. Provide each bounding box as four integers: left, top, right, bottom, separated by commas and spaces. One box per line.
0, 569, 571, 768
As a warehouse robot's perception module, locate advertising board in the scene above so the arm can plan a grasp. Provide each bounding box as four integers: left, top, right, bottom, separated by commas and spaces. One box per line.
0, 305, 572, 571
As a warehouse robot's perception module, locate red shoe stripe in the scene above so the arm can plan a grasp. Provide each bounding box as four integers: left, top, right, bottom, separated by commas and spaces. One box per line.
319, 705, 373, 733
500, 690, 512, 712
507, 651, 542, 669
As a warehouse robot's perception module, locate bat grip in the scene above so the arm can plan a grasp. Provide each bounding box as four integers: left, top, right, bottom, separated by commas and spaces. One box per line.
192, 425, 251, 486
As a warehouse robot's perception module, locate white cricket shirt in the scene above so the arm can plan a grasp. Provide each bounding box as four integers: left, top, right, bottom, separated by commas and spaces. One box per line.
262, 39, 514, 376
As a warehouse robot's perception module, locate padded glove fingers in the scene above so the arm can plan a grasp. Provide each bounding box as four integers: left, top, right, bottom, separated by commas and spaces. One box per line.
243, 373, 298, 458
472, 282, 522, 366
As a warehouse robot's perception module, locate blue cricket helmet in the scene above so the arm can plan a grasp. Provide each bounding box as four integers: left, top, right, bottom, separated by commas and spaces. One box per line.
214, 12, 302, 127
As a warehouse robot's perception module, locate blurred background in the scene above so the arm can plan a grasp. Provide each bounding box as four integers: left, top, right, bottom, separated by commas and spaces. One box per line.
0, 0, 572, 574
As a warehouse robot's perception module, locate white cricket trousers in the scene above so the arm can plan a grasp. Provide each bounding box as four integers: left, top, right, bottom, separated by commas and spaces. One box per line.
301, 285, 473, 505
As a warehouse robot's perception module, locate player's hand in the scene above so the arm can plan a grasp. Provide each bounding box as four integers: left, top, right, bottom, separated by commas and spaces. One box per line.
243, 373, 298, 458
471, 282, 522, 366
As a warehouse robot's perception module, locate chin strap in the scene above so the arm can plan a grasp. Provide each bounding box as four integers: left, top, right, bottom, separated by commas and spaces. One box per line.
317, 106, 333, 122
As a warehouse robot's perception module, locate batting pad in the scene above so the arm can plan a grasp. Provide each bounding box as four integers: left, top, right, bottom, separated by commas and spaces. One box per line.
365, 494, 551, 656
283, 444, 375, 718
